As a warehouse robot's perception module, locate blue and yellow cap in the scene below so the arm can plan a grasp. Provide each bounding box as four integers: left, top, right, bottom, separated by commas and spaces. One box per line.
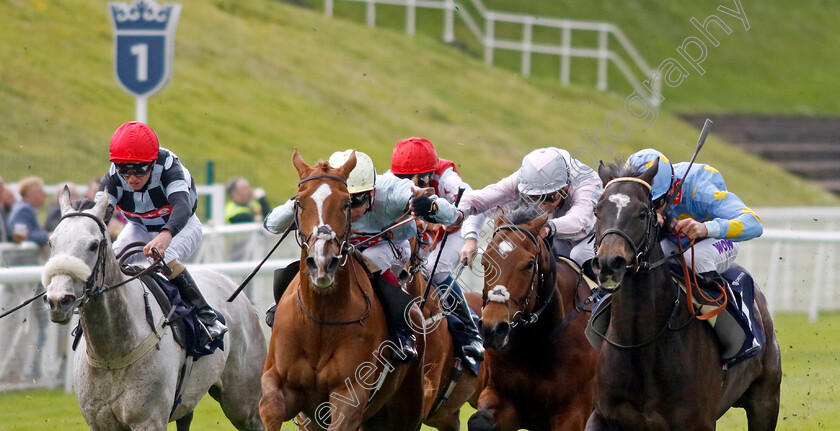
625, 149, 674, 201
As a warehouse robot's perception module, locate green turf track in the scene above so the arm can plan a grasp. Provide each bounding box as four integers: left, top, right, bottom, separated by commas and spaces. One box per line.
1, 312, 837, 430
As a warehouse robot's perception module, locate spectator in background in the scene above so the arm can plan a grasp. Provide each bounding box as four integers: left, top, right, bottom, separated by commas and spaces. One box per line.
225, 177, 270, 224
7, 176, 49, 247
0, 176, 10, 242
86, 177, 126, 239
45, 182, 80, 232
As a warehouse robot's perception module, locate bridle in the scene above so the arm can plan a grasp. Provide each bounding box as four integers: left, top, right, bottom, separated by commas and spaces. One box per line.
294, 174, 355, 266
485, 224, 555, 328
56, 211, 165, 305
594, 177, 665, 273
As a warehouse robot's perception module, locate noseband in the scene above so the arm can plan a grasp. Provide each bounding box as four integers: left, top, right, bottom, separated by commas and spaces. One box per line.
487, 224, 554, 328
595, 177, 661, 273
57, 211, 164, 303
295, 174, 355, 266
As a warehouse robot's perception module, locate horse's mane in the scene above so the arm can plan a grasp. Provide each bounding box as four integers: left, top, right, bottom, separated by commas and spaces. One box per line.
68, 198, 114, 224
505, 201, 546, 226
313, 160, 333, 172
600, 159, 644, 180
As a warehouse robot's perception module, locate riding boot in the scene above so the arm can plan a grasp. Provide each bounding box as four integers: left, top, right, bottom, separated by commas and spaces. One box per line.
437, 275, 484, 361
171, 269, 228, 344
371, 270, 419, 363
696, 270, 729, 293
265, 260, 301, 328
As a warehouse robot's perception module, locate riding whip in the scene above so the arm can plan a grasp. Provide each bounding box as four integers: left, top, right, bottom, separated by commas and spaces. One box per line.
227, 222, 295, 302
667, 118, 713, 206
420, 186, 465, 309
0, 290, 46, 320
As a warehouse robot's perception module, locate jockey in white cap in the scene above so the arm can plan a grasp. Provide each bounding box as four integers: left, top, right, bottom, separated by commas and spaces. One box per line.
458, 147, 603, 276
265, 149, 461, 362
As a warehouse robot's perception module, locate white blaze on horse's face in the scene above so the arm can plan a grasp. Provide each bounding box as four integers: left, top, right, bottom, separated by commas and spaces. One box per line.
306, 183, 340, 290
608, 193, 631, 219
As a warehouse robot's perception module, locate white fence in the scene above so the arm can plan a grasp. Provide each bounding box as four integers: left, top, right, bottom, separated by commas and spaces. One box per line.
2, 207, 839, 392
323, 0, 661, 102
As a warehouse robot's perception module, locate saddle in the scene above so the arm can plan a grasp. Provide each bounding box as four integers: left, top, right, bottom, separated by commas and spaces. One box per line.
585, 265, 765, 366
138, 272, 226, 360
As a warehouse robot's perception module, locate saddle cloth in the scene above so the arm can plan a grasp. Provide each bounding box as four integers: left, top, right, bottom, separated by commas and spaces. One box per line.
140, 273, 225, 360
585, 266, 764, 366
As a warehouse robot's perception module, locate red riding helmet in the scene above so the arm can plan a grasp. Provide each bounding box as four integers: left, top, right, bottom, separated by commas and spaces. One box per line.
109, 121, 160, 163
391, 137, 438, 175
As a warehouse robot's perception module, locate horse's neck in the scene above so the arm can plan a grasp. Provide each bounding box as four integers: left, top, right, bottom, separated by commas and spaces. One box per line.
610, 248, 678, 342
298, 262, 358, 320
79, 253, 152, 360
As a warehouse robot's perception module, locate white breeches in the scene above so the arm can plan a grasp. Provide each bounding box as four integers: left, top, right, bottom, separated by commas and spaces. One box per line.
112, 214, 203, 264
660, 237, 739, 273
362, 239, 411, 273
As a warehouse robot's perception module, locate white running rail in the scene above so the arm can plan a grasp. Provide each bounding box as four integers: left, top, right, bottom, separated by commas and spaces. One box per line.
323, 0, 662, 104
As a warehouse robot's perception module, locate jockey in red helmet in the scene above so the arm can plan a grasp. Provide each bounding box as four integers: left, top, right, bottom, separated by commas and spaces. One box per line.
389, 137, 484, 362
96, 121, 226, 345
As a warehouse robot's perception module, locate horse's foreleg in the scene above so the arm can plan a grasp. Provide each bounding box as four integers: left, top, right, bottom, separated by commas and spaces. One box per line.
175, 411, 193, 431
259, 369, 289, 431
468, 389, 521, 431
584, 410, 610, 431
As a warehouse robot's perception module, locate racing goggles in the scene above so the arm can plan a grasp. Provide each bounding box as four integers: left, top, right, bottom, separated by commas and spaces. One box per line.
525, 191, 563, 204
395, 171, 433, 187
116, 162, 154, 177
350, 191, 371, 208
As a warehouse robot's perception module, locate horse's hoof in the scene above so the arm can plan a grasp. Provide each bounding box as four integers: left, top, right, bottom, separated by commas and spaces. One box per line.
467, 410, 496, 431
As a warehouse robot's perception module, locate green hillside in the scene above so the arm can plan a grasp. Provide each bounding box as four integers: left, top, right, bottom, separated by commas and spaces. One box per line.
1, 0, 837, 208
318, 0, 839, 115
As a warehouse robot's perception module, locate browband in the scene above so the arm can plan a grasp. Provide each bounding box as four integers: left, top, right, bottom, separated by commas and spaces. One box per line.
604, 177, 652, 192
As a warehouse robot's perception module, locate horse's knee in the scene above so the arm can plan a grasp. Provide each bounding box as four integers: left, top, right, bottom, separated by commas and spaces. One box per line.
468, 410, 496, 431
258, 392, 286, 430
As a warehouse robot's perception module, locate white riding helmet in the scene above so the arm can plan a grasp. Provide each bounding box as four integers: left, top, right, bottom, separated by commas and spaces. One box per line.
517, 147, 570, 195
329, 149, 376, 194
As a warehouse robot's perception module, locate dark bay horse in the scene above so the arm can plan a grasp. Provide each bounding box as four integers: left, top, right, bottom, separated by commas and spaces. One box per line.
259, 150, 426, 431
469, 209, 598, 431
587, 160, 782, 430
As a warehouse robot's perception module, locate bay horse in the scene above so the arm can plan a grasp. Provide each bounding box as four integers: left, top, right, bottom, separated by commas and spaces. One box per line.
43, 190, 267, 430
587, 160, 782, 430
469, 208, 598, 431
259, 149, 426, 431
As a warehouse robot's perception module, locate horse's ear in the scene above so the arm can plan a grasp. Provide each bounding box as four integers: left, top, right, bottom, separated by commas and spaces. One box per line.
492, 206, 509, 226
292, 147, 310, 179
91, 194, 110, 220
641, 158, 659, 185
59, 186, 73, 215
597, 160, 614, 187
336, 151, 357, 180
524, 213, 550, 235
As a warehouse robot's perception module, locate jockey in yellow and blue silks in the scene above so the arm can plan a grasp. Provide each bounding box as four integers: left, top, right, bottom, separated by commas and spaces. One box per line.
625, 148, 762, 278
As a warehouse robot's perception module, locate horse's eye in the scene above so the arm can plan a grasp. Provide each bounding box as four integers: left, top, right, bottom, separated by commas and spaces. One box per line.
89, 241, 99, 252
639, 211, 648, 220
524, 261, 535, 271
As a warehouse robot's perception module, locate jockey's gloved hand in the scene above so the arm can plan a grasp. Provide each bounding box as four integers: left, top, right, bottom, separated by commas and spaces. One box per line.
411, 195, 438, 219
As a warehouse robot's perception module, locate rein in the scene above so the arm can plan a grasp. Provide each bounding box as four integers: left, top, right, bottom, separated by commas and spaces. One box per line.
487, 224, 556, 328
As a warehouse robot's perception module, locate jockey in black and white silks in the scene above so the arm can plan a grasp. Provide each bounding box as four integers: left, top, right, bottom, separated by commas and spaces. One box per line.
95, 121, 227, 344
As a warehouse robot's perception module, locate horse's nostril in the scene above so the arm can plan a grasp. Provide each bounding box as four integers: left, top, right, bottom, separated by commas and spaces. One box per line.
305, 257, 317, 270
326, 257, 339, 272
494, 321, 510, 337
59, 296, 75, 308
591, 257, 601, 271
609, 256, 627, 272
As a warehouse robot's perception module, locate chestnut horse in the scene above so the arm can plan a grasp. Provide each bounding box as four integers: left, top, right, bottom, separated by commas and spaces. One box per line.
587, 160, 781, 430
259, 150, 426, 431
468, 208, 598, 431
